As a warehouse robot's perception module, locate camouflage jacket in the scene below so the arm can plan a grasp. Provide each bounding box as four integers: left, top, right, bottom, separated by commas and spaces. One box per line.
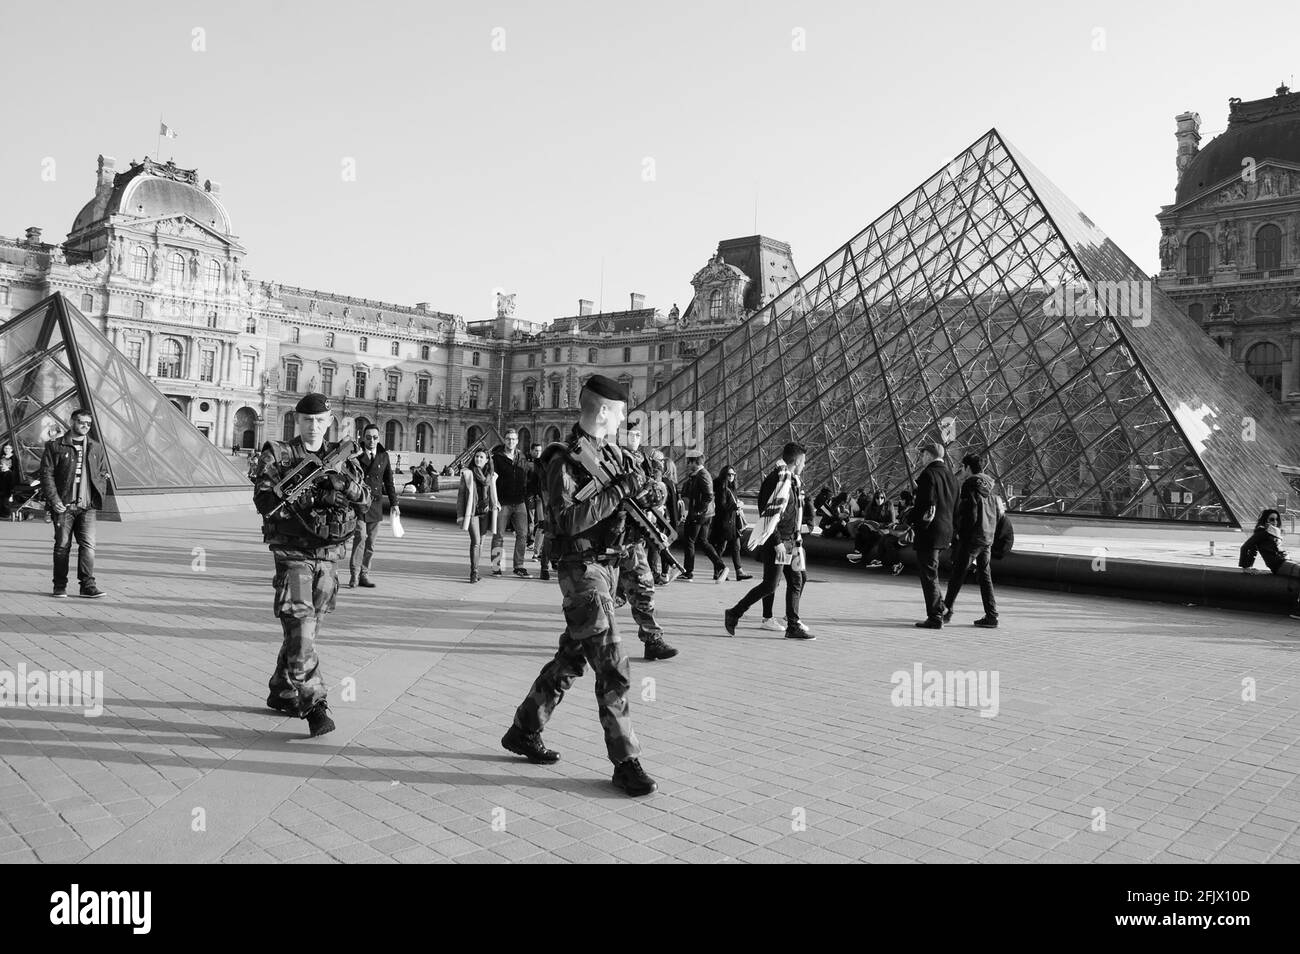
540, 424, 631, 563
253, 437, 371, 557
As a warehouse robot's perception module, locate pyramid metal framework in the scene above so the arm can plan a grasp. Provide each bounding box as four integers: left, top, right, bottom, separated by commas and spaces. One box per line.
0, 293, 248, 500
641, 130, 1300, 526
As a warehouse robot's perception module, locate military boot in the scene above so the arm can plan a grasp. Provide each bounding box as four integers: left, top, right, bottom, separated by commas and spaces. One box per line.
611, 758, 657, 796
348, 570, 357, 588
643, 636, 679, 661
501, 725, 560, 764
306, 702, 335, 738
266, 691, 296, 715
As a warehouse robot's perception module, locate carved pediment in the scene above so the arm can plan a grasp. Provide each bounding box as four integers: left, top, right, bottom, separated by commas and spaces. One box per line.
125, 215, 240, 249
1174, 163, 1300, 215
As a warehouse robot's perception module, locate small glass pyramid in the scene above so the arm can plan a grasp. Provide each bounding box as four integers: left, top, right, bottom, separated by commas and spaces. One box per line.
640, 130, 1300, 525
0, 293, 248, 499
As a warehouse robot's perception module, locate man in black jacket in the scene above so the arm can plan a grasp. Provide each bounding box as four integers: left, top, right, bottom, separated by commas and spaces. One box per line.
941, 452, 999, 628
348, 424, 399, 588
40, 408, 111, 598
678, 449, 728, 582
910, 441, 958, 628
491, 428, 530, 577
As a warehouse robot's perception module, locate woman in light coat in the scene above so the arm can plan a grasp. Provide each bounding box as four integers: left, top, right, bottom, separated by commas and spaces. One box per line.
455, 448, 499, 583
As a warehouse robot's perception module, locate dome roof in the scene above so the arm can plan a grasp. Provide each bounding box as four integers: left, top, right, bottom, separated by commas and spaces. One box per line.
68, 158, 232, 237
1176, 87, 1300, 205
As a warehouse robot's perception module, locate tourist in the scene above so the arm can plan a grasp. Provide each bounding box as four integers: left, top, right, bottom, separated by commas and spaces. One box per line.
348, 424, 399, 589
711, 464, 752, 581
456, 448, 498, 584
910, 441, 958, 629
0, 441, 21, 520
724, 441, 815, 640
678, 449, 729, 582
1240, 508, 1300, 619
820, 492, 852, 538
847, 490, 896, 566
940, 453, 999, 628
491, 429, 530, 578
615, 422, 679, 661
655, 447, 682, 582
525, 441, 544, 552
39, 409, 110, 598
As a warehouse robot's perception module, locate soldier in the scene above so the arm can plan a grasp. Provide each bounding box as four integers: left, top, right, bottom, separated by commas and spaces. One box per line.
501, 375, 658, 797
252, 393, 371, 737
614, 422, 678, 661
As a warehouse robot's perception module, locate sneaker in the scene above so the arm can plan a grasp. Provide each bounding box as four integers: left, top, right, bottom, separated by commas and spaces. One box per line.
914, 618, 942, 629
357, 576, 376, 588
611, 758, 657, 797
784, 628, 816, 640
79, 586, 105, 599
891, 564, 904, 576
723, 609, 740, 636
514, 567, 530, 578
501, 725, 560, 764
306, 703, 335, 738
847, 552, 863, 563
713, 566, 730, 583
643, 638, 679, 661
941, 603, 953, 624
735, 571, 753, 581
677, 573, 694, 582
867, 560, 882, 568
266, 692, 296, 715
52, 588, 68, 598
790, 619, 810, 633
760, 617, 783, 631
973, 616, 999, 628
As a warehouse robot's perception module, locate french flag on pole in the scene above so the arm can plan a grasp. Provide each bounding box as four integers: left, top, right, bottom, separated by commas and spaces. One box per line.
160, 122, 178, 139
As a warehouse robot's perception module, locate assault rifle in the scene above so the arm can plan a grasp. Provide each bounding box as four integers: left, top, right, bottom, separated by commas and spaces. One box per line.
570, 436, 685, 576
267, 439, 364, 519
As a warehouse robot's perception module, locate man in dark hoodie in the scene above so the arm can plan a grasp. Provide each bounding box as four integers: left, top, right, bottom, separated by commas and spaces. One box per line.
910, 441, 958, 628
941, 452, 998, 628
491, 428, 531, 577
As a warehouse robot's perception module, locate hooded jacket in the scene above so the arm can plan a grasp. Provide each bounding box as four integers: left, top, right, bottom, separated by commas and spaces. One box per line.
955, 472, 998, 547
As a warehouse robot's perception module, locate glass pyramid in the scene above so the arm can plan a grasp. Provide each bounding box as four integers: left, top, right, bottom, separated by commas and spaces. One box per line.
641, 130, 1300, 526
0, 293, 247, 499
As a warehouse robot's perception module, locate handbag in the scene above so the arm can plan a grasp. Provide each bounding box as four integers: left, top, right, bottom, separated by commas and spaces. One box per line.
790, 544, 806, 572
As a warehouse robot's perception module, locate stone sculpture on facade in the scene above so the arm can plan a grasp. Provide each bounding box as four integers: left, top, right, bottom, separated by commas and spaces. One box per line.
496, 291, 517, 317
1158, 229, 1179, 270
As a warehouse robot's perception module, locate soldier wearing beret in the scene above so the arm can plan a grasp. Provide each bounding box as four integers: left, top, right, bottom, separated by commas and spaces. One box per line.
252, 393, 371, 737
501, 374, 658, 796
615, 421, 678, 661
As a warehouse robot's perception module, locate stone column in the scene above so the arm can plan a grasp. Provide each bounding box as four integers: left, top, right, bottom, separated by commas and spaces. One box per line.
186, 337, 198, 380
145, 331, 158, 377
110, 326, 120, 350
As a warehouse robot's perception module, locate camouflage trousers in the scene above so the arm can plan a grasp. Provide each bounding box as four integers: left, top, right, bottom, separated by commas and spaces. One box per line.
616, 542, 662, 644
513, 560, 641, 765
268, 549, 339, 717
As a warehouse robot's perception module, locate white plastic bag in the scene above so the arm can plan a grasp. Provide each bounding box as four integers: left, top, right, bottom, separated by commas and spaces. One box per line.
391, 510, 405, 538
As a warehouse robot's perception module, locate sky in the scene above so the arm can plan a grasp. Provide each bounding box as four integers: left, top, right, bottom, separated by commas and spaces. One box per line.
2, 0, 1298, 323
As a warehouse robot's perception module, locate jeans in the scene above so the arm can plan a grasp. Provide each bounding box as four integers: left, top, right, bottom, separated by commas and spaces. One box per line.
468, 512, 492, 573
348, 519, 381, 577
916, 545, 945, 621
736, 548, 804, 625
492, 501, 529, 570
682, 516, 723, 576
52, 507, 96, 591
944, 542, 997, 619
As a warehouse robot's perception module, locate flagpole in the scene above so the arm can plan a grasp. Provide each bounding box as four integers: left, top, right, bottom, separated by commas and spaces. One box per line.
156, 113, 161, 160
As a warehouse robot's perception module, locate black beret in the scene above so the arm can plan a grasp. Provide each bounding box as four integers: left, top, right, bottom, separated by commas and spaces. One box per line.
294, 392, 331, 414
582, 374, 629, 403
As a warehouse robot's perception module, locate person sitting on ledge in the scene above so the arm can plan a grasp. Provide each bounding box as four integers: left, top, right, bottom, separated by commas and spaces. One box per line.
1240, 508, 1300, 620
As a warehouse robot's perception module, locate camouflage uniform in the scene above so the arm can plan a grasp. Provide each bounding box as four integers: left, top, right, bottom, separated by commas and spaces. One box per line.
615, 446, 669, 644
253, 437, 371, 718
512, 424, 642, 764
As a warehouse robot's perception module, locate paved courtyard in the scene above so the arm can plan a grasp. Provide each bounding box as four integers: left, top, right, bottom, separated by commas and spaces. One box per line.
1, 509, 1298, 864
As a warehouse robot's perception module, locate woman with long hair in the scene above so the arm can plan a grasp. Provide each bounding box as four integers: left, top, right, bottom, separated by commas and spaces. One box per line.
710, 464, 752, 581
1240, 508, 1300, 619
0, 441, 20, 520
455, 447, 499, 583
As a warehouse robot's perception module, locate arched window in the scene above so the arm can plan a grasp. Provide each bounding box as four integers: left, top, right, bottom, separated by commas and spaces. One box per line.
282, 411, 296, 441
359, 336, 368, 352
1185, 232, 1211, 278
205, 260, 222, 292
385, 420, 401, 449
157, 338, 183, 378
1255, 224, 1282, 270
421, 345, 430, 360
354, 416, 371, 439
416, 423, 432, 453
588, 348, 598, 363
544, 426, 561, 444
518, 426, 531, 449
1246, 342, 1283, 400
709, 290, 722, 319
132, 247, 149, 280
289, 326, 300, 343
466, 425, 483, 448
168, 252, 186, 287
391, 340, 400, 356
325, 332, 335, 348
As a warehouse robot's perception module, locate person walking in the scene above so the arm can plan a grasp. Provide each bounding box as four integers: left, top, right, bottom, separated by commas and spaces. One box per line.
348, 424, 399, 588
491, 429, 531, 578
940, 453, 999, 628
724, 441, 815, 640
525, 440, 544, 553
252, 393, 371, 737
39, 408, 111, 598
1, 441, 22, 520
456, 448, 499, 583
711, 464, 752, 581
655, 447, 682, 583
615, 421, 679, 661
678, 449, 729, 582
502, 375, 658, 797
911, 441, 958, 628
1240, 508, 1300, 619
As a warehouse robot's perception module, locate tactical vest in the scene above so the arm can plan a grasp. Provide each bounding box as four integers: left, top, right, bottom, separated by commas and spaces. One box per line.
542, 431, 628, 562
261, 439, 361, 550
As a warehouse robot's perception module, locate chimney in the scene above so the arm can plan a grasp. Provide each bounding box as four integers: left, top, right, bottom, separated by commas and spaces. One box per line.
415, 302, 431, 312
24, 226, 43, 246
1174, 111, 1202, 183
630, 292, 645, 310
96, 155, 116, 188
579, 299, 594, 316
204, 178, 222, 196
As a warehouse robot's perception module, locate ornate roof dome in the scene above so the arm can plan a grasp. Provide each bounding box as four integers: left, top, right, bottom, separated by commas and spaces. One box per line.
69, 157, 232, 237
1175, 85, 1300, 205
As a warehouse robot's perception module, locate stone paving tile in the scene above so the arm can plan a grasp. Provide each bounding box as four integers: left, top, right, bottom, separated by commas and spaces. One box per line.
2, 512, 1299, 864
